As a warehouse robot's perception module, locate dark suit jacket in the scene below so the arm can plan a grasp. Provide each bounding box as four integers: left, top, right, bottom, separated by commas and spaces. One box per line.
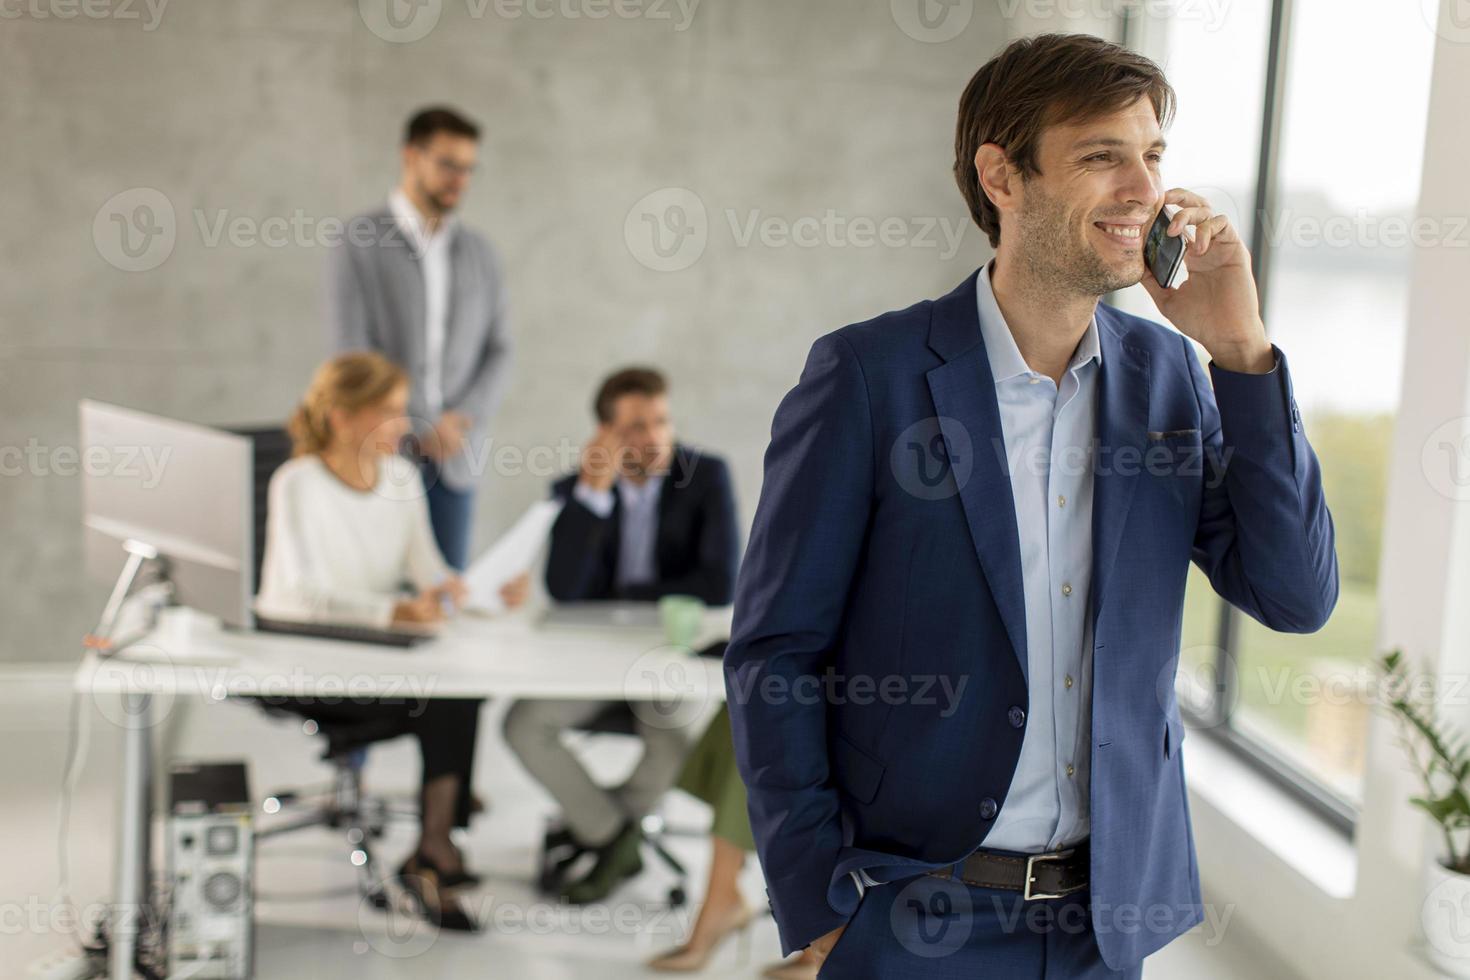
724, 272, 1338, 969
545, 444, 739, 606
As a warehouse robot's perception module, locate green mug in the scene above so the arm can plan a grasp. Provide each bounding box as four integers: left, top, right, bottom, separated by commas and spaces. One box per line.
659, 594, 707, 649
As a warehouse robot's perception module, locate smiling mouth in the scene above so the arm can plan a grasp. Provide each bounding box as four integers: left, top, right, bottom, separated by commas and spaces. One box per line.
1094, 221, 1145, 243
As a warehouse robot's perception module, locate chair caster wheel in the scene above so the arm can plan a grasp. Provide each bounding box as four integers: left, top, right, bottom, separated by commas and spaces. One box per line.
668, 886, 687, 907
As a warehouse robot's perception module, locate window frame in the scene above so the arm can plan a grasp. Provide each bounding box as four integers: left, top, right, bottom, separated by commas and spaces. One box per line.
1128, 0, 1367, 838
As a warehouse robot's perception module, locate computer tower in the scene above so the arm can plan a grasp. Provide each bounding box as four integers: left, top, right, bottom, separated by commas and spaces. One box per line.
167, 761, 254, 979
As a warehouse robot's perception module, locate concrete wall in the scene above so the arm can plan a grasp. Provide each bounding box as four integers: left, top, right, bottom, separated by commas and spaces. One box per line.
0, 0, 1019, 662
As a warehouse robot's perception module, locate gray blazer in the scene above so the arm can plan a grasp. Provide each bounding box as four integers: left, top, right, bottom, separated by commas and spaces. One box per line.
325, 206, 512, 491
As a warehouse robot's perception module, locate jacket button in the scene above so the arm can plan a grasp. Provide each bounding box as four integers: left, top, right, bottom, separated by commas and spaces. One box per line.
1008, 706, 1025, 728
980, 797, 998, 819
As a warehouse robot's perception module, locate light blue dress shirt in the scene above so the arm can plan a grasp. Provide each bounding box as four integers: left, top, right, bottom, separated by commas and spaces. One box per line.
572, 474, 665, 588
975, 260, 1101, 854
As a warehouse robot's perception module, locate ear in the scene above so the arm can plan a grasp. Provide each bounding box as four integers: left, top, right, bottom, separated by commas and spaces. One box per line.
975, 142, 1019, 222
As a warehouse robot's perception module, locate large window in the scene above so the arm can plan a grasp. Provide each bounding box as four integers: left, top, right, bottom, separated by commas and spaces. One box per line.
1229, 0, 1433, 812
1116, 0, 1436, 829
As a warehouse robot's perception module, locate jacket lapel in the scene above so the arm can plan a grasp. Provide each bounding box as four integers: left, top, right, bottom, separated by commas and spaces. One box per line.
1089, 304, 1150, 628
924, 272, 1029, 684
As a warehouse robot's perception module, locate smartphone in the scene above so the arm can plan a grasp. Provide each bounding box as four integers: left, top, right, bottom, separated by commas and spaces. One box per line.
1144, 203, 1188, 289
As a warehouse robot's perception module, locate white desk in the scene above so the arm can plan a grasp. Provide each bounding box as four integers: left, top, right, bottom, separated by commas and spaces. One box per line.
77, 604, 731, 979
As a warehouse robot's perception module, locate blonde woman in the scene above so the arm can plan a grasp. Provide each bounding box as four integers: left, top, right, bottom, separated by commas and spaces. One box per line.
257, 351, 528, 932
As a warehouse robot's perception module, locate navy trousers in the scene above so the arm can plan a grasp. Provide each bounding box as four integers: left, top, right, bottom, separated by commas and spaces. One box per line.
818, 872, 1144, 979
419, 458, 475, 571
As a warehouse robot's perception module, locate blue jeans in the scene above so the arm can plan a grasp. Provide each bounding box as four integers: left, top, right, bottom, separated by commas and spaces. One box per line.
419, 458, 475, 571
818, 873, 1145, 979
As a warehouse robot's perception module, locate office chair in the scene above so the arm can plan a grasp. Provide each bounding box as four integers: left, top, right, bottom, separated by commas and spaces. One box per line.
230, 425, 416, 908
535, 701, 695, 908
253, 707, 418, 909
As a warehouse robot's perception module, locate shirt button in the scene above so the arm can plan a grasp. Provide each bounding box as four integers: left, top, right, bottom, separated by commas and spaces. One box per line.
1061, 582, 1073, 597
1066, 764, 1076, 777
980, 797, 999, 819
1028, 376, 1040, 384
1057, 494, 1066, 508
1008, 705, 1026, 728
1065, 674, 1074, 689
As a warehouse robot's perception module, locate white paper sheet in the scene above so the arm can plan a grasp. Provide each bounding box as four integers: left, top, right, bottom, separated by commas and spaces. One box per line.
462, 499, 564, 613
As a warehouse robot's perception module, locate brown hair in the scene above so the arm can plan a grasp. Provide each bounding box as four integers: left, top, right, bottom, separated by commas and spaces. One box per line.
404, 106, 480, 146
288, 351, 408, 457
954, 33, 1176, 248
594, 367, 668, 423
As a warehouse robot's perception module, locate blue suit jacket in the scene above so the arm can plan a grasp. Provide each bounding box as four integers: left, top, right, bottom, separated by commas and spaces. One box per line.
724, 272, 1338, 969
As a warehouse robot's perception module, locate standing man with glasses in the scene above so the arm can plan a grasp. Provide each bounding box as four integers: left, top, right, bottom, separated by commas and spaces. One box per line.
327, 106, 512, 570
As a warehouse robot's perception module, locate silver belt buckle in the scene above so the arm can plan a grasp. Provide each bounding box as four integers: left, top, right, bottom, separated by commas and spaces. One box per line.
1022, 847, 1076, 901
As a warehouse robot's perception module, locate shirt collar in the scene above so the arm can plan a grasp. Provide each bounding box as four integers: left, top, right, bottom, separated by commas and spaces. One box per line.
617, 473, 665, 502
388, 188, 453, 255
974, 260, 1102, 385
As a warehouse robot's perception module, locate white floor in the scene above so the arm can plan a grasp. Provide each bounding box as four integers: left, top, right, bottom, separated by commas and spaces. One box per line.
0, 668, 1300, 978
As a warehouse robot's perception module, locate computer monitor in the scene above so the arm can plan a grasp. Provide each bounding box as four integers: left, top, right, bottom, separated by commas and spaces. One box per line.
80, 400, 254, 629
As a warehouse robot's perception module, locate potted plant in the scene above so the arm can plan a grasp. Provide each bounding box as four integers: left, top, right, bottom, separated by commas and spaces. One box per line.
1378, 649, 1470, 976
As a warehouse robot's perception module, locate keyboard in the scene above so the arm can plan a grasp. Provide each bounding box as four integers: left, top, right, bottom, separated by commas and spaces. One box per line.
253, 616, 436, 648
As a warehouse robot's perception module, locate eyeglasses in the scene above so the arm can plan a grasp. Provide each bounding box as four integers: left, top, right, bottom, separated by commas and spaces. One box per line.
428, 155, 476, 178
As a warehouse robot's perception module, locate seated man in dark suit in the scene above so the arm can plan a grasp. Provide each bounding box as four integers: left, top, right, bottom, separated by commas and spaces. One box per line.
504, 366, 738, 903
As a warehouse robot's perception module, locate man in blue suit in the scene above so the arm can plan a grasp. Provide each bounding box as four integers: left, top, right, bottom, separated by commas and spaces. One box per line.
725, 34, 1338, 979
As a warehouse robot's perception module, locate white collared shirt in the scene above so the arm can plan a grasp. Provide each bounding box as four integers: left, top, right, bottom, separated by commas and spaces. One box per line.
388, 189, 453, 418
975, 259, 1102, 853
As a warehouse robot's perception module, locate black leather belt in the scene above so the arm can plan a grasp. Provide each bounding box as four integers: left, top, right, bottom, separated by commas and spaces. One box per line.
927, 839, 1089, 900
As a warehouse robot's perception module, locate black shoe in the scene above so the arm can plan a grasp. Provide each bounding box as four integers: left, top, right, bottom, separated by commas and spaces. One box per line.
562, 822, 644, 904
411, 847, 482, 888
397, 856, 479, 932
537, 827, 590, 893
